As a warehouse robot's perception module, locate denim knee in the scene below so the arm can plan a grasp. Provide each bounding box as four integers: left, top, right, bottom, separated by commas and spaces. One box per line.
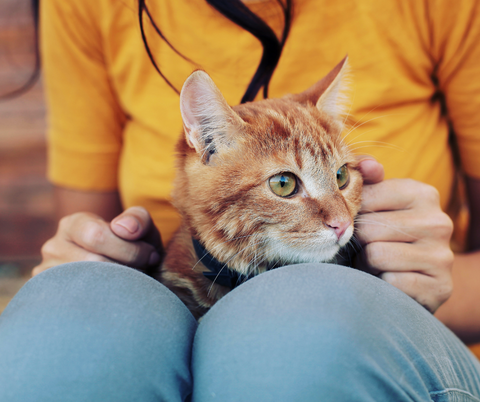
192, 263, 477, 401
0, 261, 197, 402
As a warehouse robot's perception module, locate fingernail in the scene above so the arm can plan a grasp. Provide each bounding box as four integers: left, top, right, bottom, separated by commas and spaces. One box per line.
114, 216, 139, 234
148, 251, 160, 266
358, 158, 378, 170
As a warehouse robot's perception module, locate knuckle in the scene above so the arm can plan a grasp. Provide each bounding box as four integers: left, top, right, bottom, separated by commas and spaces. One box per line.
430, 273, 453, 311
41, 238, 57, 259
403, 178, 417, 188
437, 279, 453, 304
439, 278, 453, 303
58, 215, 72, 232
421, 184, 440, 204
418, 211, 452, 240
429, 213, 454, 240
440, 214, 454, 237
427, 252, 454, 309
402, 178, 420, 194
80, 220, 107, 249
59, 212, 98, 234
439, 248, 454, 268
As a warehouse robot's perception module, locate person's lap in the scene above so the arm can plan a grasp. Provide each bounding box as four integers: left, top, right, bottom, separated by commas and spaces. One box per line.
0, 261, 479, 401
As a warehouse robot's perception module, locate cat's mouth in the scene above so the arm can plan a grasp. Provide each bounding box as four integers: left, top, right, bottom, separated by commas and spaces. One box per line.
193, 225, 354, 290
337, 225, 354, 247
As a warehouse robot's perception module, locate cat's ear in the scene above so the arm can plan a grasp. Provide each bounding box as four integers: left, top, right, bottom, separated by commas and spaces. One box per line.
180, 70, 245, 162
294, 56, 350, 119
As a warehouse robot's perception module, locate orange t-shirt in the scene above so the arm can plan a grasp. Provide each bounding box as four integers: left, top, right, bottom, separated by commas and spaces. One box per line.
41, 0, 480, 243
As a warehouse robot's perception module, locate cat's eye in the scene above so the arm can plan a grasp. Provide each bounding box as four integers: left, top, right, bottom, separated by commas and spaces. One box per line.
269, 172, 297, 197
337, 165, 349, 189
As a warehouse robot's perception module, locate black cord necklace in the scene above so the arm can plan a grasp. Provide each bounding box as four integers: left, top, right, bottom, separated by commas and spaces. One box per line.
192, 238, 256, 289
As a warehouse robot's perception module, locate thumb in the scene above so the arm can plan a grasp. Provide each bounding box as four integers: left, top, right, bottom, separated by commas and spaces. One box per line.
356, 155, 384, 185
111, 206, 163, 250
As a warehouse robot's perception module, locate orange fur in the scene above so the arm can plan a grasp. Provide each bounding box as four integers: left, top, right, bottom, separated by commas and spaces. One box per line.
157, 58, 363, 319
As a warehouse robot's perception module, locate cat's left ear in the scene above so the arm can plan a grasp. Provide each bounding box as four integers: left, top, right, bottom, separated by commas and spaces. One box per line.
294, 56, 350, 120
180, 70, 245, 162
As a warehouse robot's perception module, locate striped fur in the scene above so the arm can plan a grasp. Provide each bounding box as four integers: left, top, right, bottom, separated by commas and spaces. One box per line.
159, 58, 363, 319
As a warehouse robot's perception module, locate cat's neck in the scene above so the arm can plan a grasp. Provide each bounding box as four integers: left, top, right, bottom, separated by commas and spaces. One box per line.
191, 238, 256, 289
160, 224, 231, 316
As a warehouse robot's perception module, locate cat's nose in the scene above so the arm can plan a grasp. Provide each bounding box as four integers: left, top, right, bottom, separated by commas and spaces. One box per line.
325, 219, 351, 240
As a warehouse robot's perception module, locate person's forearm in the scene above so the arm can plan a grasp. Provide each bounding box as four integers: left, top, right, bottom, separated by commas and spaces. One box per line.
54, 186, 123, 222
435, 251, 480, 344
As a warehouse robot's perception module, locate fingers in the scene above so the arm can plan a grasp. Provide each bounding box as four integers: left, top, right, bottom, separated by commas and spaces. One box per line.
111, 206, 152, 240
361, 179, 440, 213
355, 209, 452, 245
356, 241, 453, 313
357, 241, 454, 275
66, 213, 161, 268
354, 176, 454, 313
32, 209, 164, 277
355, 211, 416, 244
380, 271, 453, 313
32, 238, 114, 276
356, 156, 384, 184
111, 206, 163, 251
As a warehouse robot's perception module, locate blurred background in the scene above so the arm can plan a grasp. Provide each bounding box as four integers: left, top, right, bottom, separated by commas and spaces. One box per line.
0, 0, 55, 312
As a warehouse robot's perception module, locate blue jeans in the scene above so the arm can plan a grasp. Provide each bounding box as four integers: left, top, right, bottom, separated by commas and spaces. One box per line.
1, 262, 479, 401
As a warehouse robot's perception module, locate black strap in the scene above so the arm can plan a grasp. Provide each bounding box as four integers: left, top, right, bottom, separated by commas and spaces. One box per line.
192, 238, 255, 289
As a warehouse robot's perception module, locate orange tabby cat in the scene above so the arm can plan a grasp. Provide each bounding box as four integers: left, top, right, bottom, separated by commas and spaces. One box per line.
158, 58, 363, 319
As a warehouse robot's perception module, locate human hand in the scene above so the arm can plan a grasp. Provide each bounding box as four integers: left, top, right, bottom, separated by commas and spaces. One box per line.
32, 206, 164, 276
354, 157, 454, 313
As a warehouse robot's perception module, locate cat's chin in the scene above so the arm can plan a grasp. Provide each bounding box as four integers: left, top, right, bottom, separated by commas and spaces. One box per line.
296, 246, 342, 265
262, 241, 343, 267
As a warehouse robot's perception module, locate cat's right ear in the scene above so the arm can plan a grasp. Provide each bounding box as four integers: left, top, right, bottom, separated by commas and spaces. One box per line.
293, 56, 350, 120
180, 71, 245, 162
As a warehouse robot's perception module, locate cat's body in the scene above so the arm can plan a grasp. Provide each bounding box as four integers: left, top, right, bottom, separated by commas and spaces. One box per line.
159, 58, 363, 319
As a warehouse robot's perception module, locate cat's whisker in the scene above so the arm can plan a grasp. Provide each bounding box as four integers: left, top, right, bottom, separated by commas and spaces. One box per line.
190, 233, 259, 271
342, 113, 402, 143
354, 218, 419, 241
346, 111, 399, 134
210, 233, 260, 248
344, 127, 400, 149
242, 237, 296, 278
205, 234, 261, 258
242, 246, 261, 276
245, 252, 265, 279
343, 128, 378, 146
342, 105, 381, 142
347, 140, 404, 152
341, 87, 356, 127
347, 235, 363, 253
245, 250, 278, 278
348, 144, 402, 152
206, 238, 266, 295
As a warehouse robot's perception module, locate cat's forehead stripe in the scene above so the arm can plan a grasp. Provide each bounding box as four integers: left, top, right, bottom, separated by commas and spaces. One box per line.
293, 137, 303, 170
235, 98, 344, 174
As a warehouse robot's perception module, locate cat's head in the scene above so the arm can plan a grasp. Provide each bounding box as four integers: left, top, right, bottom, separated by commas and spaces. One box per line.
174, 57, 362, 275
